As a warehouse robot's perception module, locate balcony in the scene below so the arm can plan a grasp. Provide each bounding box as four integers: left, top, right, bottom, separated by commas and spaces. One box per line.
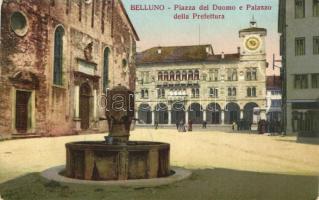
156, 79, 199, 87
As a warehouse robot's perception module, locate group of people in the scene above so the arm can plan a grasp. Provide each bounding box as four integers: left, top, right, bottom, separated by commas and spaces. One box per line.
176, 120, 193, 132
257, 120, 282, 135
232, 120, 253, 131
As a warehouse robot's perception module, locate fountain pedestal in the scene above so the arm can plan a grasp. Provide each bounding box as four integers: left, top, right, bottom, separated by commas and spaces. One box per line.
65, 85, 171, 181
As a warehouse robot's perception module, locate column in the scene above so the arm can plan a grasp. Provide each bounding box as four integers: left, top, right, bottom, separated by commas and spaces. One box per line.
221, 110, 225, 125
93, 89, 97, 120
260, 110, 267, 120
74, 85, 80, 118
203, 110, 207, 121
152, 111, 155, 125
92, 89, 98, 130
135, 111, 139, 124
185, 111, 189, 123
168, 110, 172, 125
240, 110, 244, 119
74, 85, 81, 131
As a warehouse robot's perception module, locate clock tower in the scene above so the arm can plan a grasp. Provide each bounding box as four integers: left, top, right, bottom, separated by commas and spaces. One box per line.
239, 18, 267, 61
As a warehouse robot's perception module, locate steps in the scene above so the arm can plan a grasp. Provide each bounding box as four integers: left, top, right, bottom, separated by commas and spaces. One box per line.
12, 134, 42, 139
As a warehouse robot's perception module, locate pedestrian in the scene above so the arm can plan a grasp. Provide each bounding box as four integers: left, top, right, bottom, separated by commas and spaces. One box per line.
155, 120, 159, 130
176, 121, 179, 130
202, 120, 207, 129
179, 120, 185, 132
188, 120, 193, 131
232, 121, 236, 131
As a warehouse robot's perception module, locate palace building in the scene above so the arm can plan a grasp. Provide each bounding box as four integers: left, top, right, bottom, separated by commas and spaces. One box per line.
0, 0, 139, 139
135, 20, 267, 126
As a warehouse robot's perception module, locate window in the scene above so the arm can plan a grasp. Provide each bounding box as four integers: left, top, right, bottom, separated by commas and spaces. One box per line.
210, 69, 219, 81
188, 70, 194, 80
176, 71, 181, 80
227, 69, 237, 81
228, 87, 236, 96
294, 74, 308, 89
295, 0, 305, 18
271, 100, 282, 107
194, 70, 200, 80
157, 88, 165, 98
271, 90, 281, 95
182, 71, 187, 80
53, 26, 65, 86
295, 37, 306, 56
10, 11, 28, 36
247, 87, 257, 97
145, 72, 150, 83
158, 72, 163, 81
169, 71, 175, 81
122, 59, 128, 73
141, 89, 149, 99
163, 71, 169, 81
311, 74, 319, 88
103, 47, 109, 92
209, 88, 218, 98
314, 0, 319, 17
192, 88, 200, 98
246, 68, 257, 81
313, 36, 319, 54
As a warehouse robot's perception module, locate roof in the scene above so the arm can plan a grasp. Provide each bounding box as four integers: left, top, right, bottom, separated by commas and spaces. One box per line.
266, 76, 282, 89
239, 27, 267, 33
136, 45, 240, 65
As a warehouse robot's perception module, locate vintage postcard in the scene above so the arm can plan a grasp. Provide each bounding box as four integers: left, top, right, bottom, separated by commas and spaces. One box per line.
0, 0, 318, 199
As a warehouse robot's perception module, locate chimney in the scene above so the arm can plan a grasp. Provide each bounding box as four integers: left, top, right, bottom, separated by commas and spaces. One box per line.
237, 47, 240, 54
157, 47, 162, 54
221, 52, 225, 59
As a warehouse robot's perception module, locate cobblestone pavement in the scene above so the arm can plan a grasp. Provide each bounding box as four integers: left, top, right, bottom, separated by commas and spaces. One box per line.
0, 128, 318, 183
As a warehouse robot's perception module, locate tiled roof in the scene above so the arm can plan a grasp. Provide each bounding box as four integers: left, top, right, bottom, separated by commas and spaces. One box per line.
136, 45, 240, 65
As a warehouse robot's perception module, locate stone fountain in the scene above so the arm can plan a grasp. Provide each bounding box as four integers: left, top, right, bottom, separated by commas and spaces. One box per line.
65, 85, 170, 180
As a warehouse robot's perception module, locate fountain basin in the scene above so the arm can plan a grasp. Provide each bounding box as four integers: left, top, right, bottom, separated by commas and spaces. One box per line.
65, 141, 170, 181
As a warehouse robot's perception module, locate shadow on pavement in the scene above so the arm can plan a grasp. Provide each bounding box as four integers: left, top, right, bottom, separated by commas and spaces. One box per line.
0, 168, 318, 200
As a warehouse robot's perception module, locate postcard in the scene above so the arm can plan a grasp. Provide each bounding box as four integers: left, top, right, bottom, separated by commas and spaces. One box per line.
0, 0, 318, 199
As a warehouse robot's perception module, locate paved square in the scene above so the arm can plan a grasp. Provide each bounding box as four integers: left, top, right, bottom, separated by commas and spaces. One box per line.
0, 128, 318, 199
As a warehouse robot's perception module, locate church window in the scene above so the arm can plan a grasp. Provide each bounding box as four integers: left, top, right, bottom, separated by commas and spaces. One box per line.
53, 26, 65, 86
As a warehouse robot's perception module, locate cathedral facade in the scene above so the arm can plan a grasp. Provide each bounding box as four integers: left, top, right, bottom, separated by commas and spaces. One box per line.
136, 21, 267, 126
0, 0, 138, 139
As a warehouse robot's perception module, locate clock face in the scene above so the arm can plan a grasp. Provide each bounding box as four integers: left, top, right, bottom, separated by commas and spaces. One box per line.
245, 36, 261, 51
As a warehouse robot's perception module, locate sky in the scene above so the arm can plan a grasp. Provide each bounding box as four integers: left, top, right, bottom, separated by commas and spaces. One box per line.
122, 0, 281, 75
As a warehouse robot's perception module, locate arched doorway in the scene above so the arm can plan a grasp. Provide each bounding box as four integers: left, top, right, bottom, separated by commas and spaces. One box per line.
244, 102, 259, 124
188, 103, 203, 124
171, 102, 185, 124
206, 103, 221, 124
79, 83, 92, 130
155, 103, 168, 124
138, 104, 152, 124
225, 102, 240, 124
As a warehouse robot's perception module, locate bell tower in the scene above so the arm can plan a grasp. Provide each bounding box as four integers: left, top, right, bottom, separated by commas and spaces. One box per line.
239, 17, 267, 61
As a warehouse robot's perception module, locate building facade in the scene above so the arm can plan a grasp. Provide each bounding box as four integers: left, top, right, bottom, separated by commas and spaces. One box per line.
279, 0, 319, 136
135, 21, 267, 127
0, 0, 138, 139
266, 76, 282, 122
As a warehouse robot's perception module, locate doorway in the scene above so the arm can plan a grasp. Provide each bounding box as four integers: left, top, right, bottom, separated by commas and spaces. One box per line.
79, 83, 92, 130
15, 91, 32, 133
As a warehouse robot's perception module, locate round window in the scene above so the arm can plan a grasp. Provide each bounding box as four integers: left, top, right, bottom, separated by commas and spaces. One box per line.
10, 11, 28, 36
